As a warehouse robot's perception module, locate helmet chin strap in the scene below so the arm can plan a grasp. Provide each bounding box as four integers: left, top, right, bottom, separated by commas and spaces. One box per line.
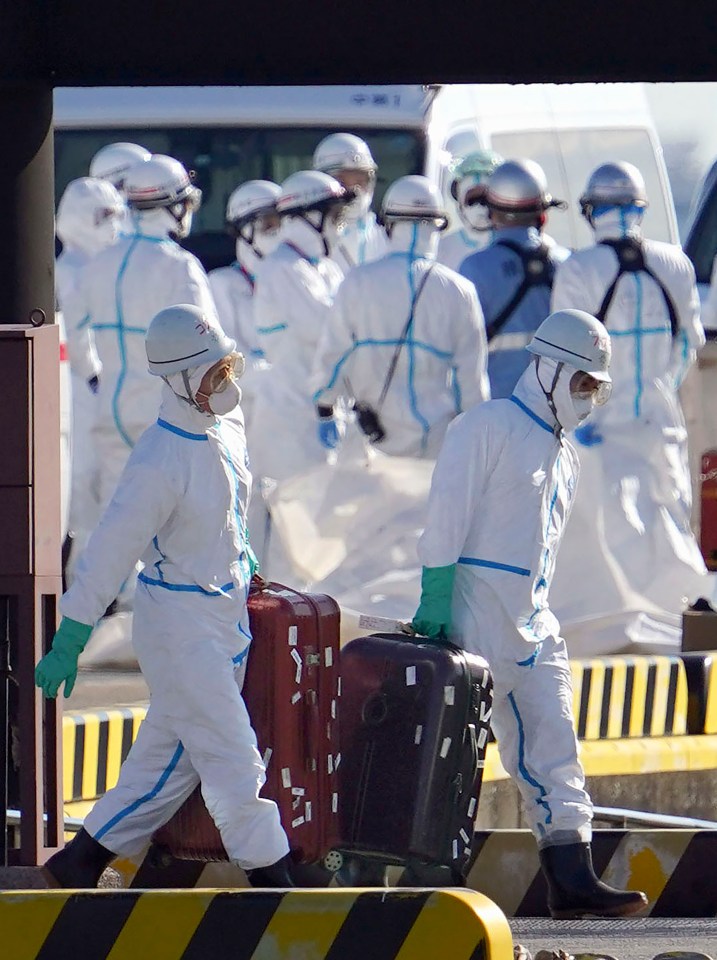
535, 357, 563, 433
300, 211, 330, 257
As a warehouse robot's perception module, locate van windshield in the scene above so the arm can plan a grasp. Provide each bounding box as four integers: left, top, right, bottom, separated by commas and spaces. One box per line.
55, 126, 425, 270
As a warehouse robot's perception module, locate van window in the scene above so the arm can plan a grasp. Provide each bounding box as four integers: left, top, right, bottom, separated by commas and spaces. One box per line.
684, 163, 717, 284
490, 127, 675, 250
55, 127, 425, 271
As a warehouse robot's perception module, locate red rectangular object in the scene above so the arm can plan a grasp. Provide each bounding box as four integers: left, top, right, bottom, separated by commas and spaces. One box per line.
152, 581, 341, 863
337, 634, 493, 879
701, 451, 717, 572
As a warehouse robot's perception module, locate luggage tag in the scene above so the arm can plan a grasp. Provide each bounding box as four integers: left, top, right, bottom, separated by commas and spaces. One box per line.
357, 614, 415, 635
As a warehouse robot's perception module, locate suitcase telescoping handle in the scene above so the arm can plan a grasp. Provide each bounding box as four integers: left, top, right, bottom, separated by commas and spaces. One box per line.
303, 689, 320, 772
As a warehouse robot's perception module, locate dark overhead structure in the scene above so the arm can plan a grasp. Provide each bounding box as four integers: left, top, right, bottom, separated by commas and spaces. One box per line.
1, 0, 715, 865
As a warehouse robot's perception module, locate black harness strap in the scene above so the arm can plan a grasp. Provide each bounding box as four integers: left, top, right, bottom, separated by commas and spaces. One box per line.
486, 238, 555, 342
597, 237, 679, 339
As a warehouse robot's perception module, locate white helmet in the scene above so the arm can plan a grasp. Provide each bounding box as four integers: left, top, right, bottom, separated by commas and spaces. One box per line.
380, 176, 448, 229
276, 170, 348, 216
226, 179, 281, 228
579, 162, 648, 223
486, 159, 565, 218
527, 309, 612, 383
89, 142, 151, 189
313, 132, 377, 175
56, 177, 125, 253
146, 304, 236, 377
125, 155, 201, 239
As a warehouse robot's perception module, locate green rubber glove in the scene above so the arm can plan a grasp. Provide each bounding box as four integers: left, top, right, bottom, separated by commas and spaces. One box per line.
411, 564, 456, 642
246, 542, 260, 580
35, 617, 93, 699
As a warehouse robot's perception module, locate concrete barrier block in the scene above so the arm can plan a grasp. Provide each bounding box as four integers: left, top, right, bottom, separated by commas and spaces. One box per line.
0, 888, 513, 960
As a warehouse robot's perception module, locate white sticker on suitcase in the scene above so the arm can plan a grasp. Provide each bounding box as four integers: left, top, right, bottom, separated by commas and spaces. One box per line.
337, 678, 342, 697
291, 648, 302, 683
477, 728, 488, 749
291, 787, 305, 796
414, 725, 423, 745
480, 701, 492, 722
291, 692, 302, 705
281, 768, 292, 788
452, 840, 458, 860
305, 802, 312, 822
327, 755, 334, 774
288, 626, 298, 646
405, 666, 417, 686
444, 686, 455, 705
335, 753, 341, 770
292, 816, 305, 828
332, 792, 338, 813
440, 737, 452, 758
325, 647, 333, 667
460, 828, 470, 845
263, 747, 273, 768
331, 700, 337, 719
467, 798, 477, 818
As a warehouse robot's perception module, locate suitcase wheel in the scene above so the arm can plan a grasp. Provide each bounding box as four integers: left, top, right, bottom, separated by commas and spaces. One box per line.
323, 849, 345, 873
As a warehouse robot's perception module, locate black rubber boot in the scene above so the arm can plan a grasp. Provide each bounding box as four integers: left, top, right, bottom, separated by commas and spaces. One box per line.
245, 853, 295, 888
539, 842, 648, 919
43, 828, 115, 888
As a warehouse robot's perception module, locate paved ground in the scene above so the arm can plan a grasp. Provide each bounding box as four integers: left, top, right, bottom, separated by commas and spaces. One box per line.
511, 918, 717, 959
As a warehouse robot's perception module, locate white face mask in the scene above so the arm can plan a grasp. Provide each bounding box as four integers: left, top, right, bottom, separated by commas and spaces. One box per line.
253, 226, 280, 258
206, 377, 242, 415
461, 202, 491, 232
343, 186, 373, 223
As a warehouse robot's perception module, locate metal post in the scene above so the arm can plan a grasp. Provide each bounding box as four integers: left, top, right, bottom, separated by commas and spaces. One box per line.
0, 85, 62, 866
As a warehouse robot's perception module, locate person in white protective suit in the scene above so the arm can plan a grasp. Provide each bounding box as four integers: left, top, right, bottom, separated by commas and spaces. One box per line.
90, 142, 151, 194
35, 304, 293, 890
437, 149, 503, 272
412, 309, 648, 919
312, 132, 387, 273
62, 154, 218, 522
459, 159, 569, 400
251, 169, 351, 484
550, 162, 708, 623
209, 180, 281, 435
55, 178, 126, 555
312, 175, 490, 458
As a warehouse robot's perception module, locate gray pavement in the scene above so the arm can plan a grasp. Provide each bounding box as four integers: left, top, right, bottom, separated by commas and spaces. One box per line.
510, 918, 717, 960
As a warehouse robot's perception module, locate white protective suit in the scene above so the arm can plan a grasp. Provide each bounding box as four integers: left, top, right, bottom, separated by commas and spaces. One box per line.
417, 361, 592, 846
63, 209, 217, 511
251, 219, 344, 482
56, 179, 123, 544
64, 384, 289, 868
313, 222, 490, 459
326, 210, 387, 274
209, 239, 269, 436
550, 210, 708, 644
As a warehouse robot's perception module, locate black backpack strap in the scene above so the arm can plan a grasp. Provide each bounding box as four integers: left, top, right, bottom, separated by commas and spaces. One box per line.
486, 239, 555, 342
597, 238, 679, 338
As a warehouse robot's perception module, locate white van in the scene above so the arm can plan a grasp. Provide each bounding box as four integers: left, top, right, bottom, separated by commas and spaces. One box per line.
53, 82, 677, 271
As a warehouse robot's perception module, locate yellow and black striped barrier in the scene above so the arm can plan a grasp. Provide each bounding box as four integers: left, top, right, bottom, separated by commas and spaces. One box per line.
0, 888, 513, 960
63, 707, 146, 802
570, 655, 688, 739
468, 828, 717, 917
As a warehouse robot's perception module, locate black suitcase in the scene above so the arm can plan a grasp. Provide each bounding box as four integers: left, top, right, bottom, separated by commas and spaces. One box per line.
337, 633, 493, 881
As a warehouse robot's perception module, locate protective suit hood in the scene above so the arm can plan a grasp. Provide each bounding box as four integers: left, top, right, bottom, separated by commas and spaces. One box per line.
513, 359, 559, 432
56, 178, 124, 255
280, 215, 328, 262
131, 207, 177, 240
590, 206, 644, 242
525, 356, 592, 434
387, 221, 439, 261
236, 238, 262, 277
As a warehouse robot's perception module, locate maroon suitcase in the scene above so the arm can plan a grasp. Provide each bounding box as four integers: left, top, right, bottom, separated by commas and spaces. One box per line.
701, 450, 717, 572
152, 579, 341, 864
337, 634, 493, 880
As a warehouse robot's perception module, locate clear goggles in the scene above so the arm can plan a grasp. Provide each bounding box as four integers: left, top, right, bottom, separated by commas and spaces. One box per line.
205, 352, 245, 393
570, 370, 612, 406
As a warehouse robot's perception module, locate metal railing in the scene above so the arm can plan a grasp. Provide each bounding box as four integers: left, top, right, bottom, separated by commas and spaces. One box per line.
593, 805, 717, 829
